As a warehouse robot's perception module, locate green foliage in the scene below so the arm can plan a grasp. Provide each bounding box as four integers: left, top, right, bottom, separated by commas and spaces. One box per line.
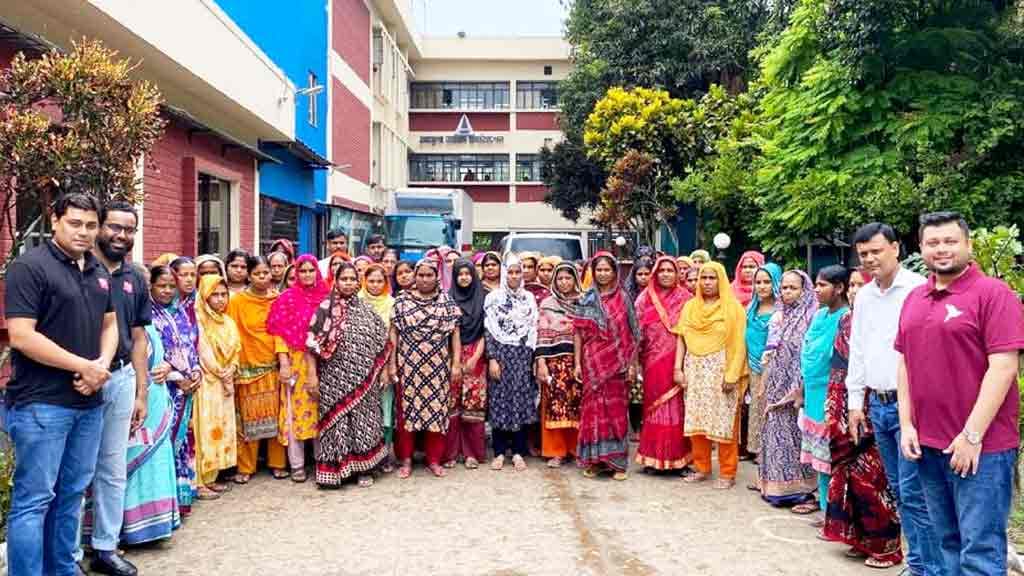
539, 139, 607, 223
971, 225, 1024, 296
0, 433, 11, 542
0, 39, 166, 272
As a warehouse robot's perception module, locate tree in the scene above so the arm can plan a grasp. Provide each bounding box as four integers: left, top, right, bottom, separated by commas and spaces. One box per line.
0, 39, 166, 272
597, 150, 681, 246
539, 139, 606, 223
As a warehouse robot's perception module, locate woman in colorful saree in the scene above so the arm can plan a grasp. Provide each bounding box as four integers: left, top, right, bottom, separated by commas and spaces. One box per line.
359, 264, 397, 472
226, 255, 288, 483
536, 262, 583, 468
798, 265, 850, 516
169, 256, 199, 327
730, 251, 766, 308
758, 270, 818, 506
822, 269, 903, 569
192, 275, 240, 499
149, 265, 201, 516
445, 258, 489, 470
573, 252, 640, 481
634, 256, 692, 472
120, 274, 180, 544
306, 262, 391, 489
389, 258, 462, 479
745, 263, 783, 464
484, 253, 539, 472
267, 254, 329, 482
675, 262, 747, 489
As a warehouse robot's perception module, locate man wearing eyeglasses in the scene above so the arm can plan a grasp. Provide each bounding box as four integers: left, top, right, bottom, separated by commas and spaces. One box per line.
78, 200, 150, 576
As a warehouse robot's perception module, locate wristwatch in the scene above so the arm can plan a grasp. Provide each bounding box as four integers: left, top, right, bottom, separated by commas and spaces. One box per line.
962, 429, 983, 446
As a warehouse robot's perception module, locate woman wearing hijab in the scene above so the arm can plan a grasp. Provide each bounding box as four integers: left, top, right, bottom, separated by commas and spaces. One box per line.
731, 251, 766, 308
536, 262, 583, 468
149, 265, 201, 516
573, 252, 640, 480
424, 246, 457, 292
758, 270, 818, 507
359, 263, 397, 472
389, 259, 462, 478
480, 251, 502, 292
193, 275, 240, 499
267, 254, 329, 482
634, 256, 692, 472
446, 259, 489, 469
675, 261, 747, 490
484, 254, 540, 472
227, 255, 289, 483
799, 266, 850, 515
822, 269, 902, 568
306, 262, 391, 488
518, 251, 548, 305
745, 263, 783, 465
195, 254, 226, 279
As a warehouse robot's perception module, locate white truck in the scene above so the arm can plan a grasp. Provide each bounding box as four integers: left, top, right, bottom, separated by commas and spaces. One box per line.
384, 188, 474, 261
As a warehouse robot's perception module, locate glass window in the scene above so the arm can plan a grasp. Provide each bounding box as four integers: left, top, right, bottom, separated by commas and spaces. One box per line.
198, 173, 232, 257
516, 81, 560, 110
259, 196, 298, 256
516, 153, 543, 182
409, 154, 510, 182
410, 82, 511, 110
307, 72, 318, 127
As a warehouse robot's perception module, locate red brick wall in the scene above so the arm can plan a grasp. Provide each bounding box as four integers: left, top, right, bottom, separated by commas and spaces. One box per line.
332, 0, 370, 85
516, 112, 560, 131
515, 185, 549, 203
143, 115, 256, 263
409, 112, 511, 132
331, 79, 371, 184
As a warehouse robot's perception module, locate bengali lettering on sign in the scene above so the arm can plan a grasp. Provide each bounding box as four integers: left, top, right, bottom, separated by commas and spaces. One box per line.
419, 134, 505, 145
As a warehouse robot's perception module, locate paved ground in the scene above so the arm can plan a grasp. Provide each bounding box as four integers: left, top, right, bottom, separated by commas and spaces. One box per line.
129, 453, 901, 576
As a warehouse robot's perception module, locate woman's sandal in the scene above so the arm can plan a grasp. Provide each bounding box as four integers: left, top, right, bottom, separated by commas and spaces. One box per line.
291, 469, 308, 483
491, 455, 505, 471
863, 557, 897, 569
428, 463, 447, 478
746, 481, 761, 492
209, 482, 232, 493
791, 502, 821, 515
196, 486, 221, 500
465, 457, 479, 470
613, 471, 628, 481
398, 463, 413, 479
271, 469, 290, 480
357, 475, 374, 488
443, 460, 456, 469
233, 474, 251, 485
512, 454, 527, 472
845, 548, 869, 559
682, 472, 709, 484
547, 457, 563, 469
713, 478, 735, 490
582, 466, 598, 478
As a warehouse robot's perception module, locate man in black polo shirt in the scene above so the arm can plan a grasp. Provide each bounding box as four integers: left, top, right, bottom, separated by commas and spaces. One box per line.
75, 201, 149, 576
5, 193, 118, 576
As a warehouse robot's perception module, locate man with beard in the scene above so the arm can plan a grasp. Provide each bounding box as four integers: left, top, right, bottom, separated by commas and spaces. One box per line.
80, 200, 150, 576
896, 211, 1024, 576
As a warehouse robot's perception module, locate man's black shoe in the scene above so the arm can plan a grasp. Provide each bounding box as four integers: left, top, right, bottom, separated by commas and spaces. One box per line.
90, 551, 138, 576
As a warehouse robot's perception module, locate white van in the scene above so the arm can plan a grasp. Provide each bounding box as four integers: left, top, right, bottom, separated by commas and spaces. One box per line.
499, 232, 586, 262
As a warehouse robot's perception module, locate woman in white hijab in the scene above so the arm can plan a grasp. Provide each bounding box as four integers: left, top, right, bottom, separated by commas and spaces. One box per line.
484, 253, 539, 472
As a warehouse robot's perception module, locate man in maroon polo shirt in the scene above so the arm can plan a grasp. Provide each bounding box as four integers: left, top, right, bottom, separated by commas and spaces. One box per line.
896, 211, 1024, 576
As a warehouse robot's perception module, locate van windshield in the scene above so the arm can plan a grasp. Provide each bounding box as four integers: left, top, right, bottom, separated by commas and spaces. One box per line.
508, 238, 583, 261
385, 215, 448, 248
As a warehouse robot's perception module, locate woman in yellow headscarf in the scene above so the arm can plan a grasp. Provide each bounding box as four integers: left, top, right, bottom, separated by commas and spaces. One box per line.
193, 275, 241, 498
674, 261, 747, 489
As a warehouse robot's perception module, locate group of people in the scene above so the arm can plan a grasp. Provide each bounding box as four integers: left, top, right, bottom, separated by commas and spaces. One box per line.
3, 193, 1021, 576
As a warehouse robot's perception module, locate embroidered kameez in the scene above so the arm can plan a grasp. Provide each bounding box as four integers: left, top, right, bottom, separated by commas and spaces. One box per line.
446, 259, 488, 463
536, 262, 583, 459
745, 263, 782, 454
759, 270, 817, 506
634, 257, 692, 470
193, 275, 240, 486
307, 279, 390, 486
823, 314, 903, 563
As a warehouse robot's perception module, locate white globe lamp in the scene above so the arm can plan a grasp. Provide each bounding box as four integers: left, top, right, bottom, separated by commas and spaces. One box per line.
713, 232, 731, 260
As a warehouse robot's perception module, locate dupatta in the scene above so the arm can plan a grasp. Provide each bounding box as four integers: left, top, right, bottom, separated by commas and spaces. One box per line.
267, 254, 330, 351
636, 256, 689, 331
195, 275, 241, 377
731, 250, 766, 307
483, 253, 538, 349
746, 263, 782, 374
675, 261, 747, 383
536, 261, 581, 357
358, 263, 395, 325
572, 252, 640, 387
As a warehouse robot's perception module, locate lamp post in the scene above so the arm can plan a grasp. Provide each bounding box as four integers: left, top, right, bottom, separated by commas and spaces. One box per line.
713, 232, 731, 262
614, 235, 627, 259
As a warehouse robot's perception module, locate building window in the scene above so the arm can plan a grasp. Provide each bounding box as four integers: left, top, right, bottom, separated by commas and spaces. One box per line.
409, 154, 510, 182
516, 154, 544, 182
544, 65, 553, 76
516, 81, 559, 110
198, 173, 232, 257
410, 82, 510, 110
307, 72, 318, 127
259, 196, 299, 256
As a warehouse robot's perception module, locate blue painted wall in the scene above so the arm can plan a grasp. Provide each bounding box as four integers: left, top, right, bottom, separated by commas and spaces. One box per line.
217, 0, 330, 253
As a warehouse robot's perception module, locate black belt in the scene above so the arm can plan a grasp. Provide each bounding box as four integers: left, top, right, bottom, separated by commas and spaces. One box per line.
869, 389, 898, 405
109, 358, 130, 372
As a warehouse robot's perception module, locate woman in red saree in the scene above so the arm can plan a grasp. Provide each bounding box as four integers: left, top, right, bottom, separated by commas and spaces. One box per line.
573, 252, 640, 480
634, 256, 692, 471
730, 250, 765, 308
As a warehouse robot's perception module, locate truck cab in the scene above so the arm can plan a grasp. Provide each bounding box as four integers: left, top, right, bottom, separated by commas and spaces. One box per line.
383, 213, 458, 262
384, 188, 473, 261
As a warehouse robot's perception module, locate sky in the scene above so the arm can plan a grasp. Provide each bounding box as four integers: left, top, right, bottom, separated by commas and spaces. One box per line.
412, 0, 569, 37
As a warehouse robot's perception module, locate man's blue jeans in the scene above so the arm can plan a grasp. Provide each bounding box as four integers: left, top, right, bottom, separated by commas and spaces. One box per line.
918, 446, 1016, 576
869, 399, 944, 575
87, 365, 137, 552
6, 402, 103, 576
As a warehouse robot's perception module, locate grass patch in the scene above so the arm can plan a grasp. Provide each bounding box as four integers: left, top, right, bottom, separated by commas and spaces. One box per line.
1012, 505, 1024, 547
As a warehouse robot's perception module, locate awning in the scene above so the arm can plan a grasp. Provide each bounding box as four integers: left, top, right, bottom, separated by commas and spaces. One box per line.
0, 19, 58, 57
262, 140, 333, 169
161, 104, 282, 165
